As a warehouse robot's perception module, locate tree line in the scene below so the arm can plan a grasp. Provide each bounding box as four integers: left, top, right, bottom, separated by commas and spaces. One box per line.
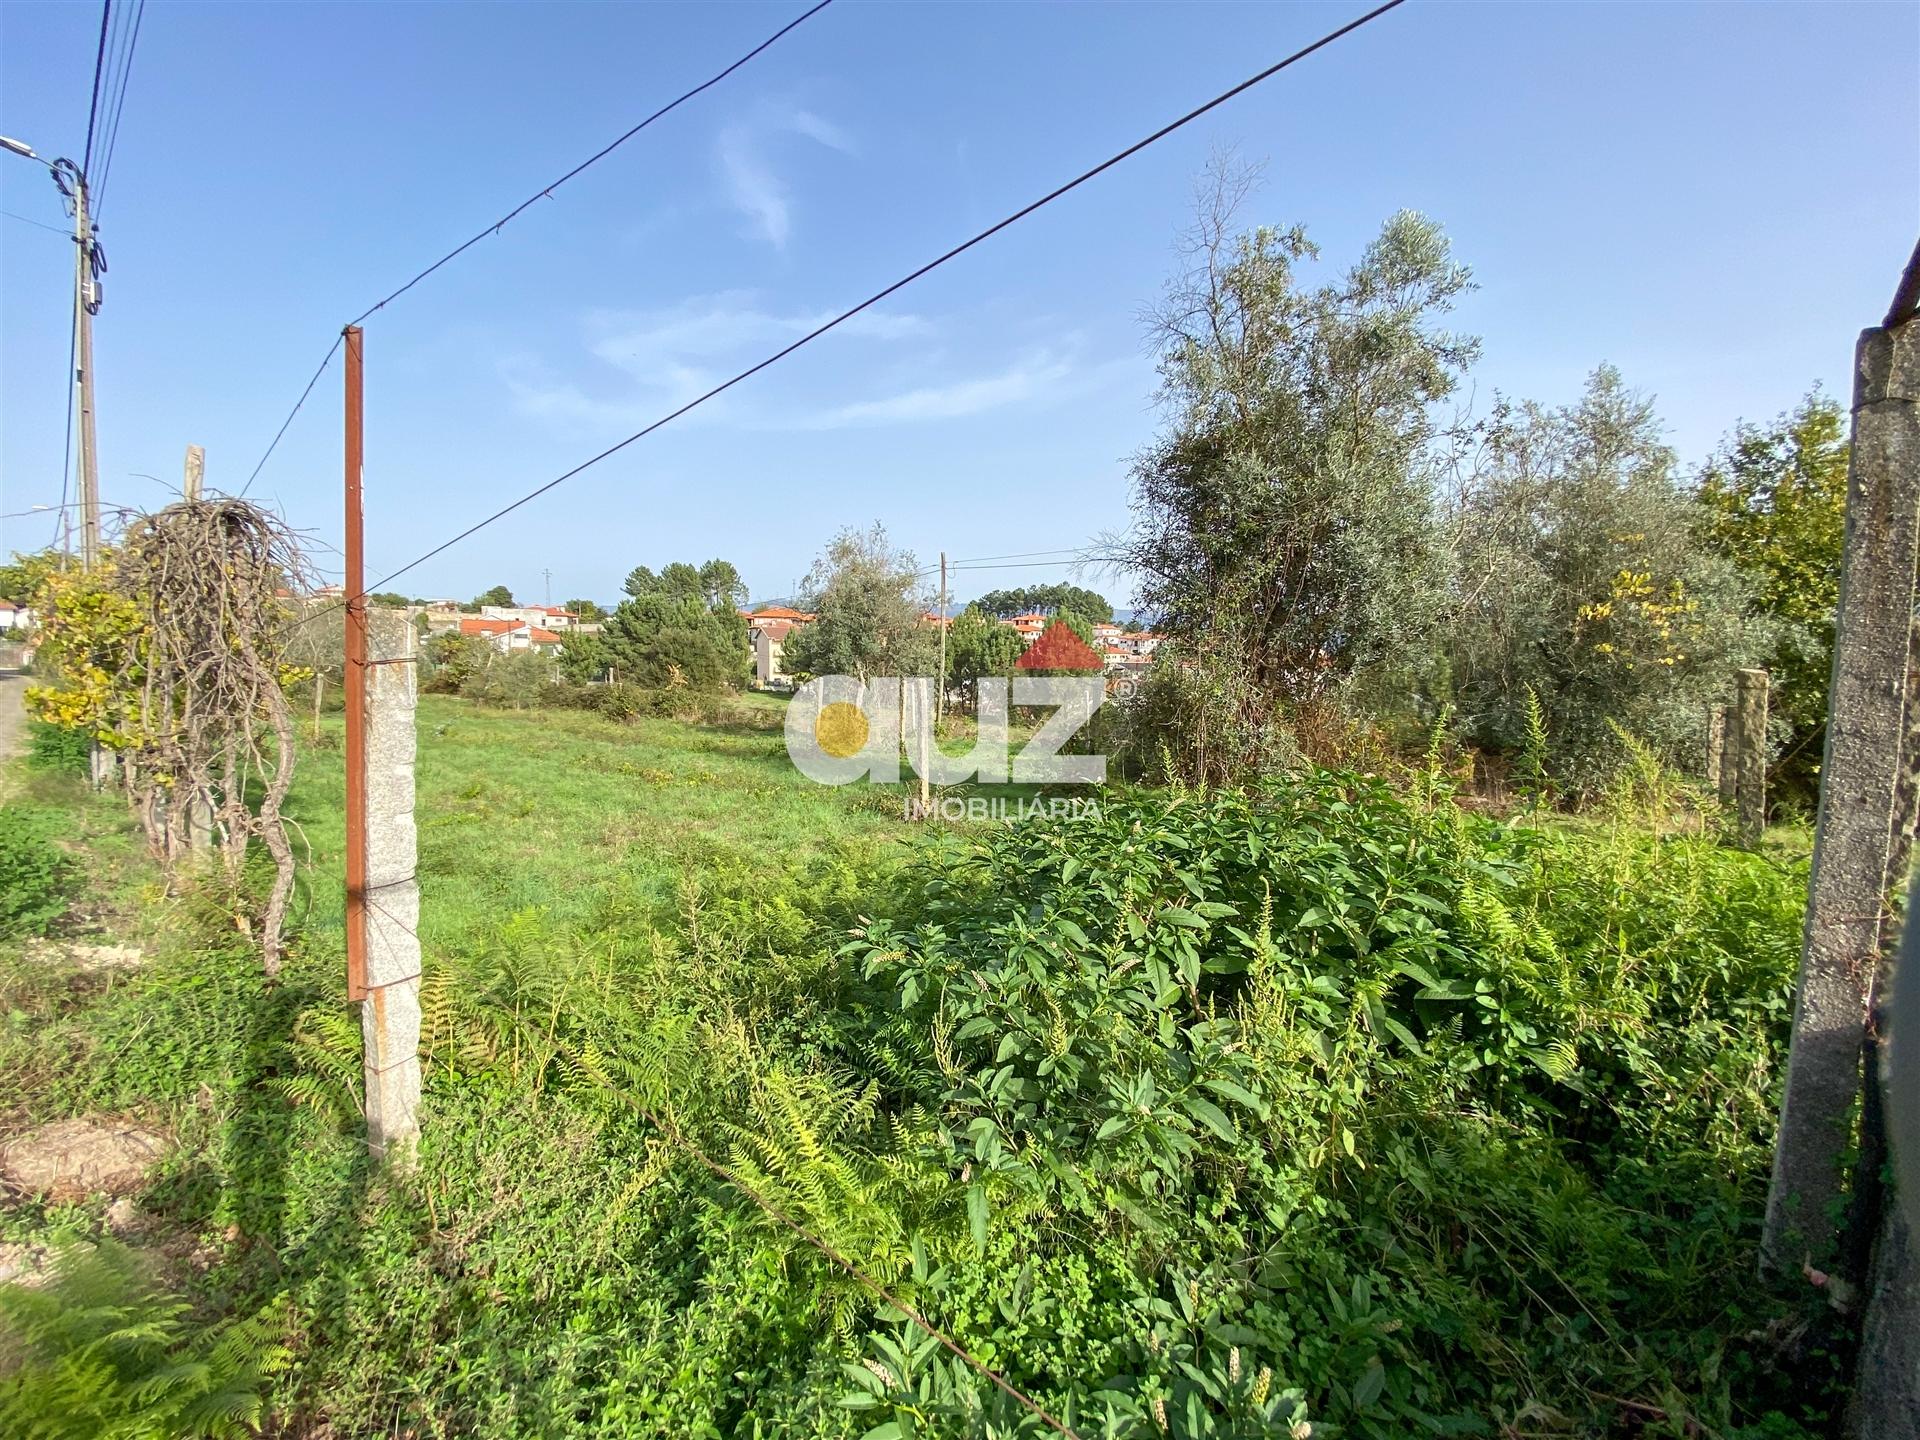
1119, 158, 1845, 807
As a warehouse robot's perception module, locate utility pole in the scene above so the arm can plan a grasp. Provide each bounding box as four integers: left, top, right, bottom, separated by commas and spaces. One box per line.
344, 326, 368, 1007
183, 445, 204, 502
543, 567, 553, 606
936, 551, 949, 722
0, 137, 101, 569
65, 161, 101, 570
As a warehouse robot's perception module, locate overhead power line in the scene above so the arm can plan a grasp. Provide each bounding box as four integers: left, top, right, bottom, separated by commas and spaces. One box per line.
356, 0, 1410, 601
89, 0, 129, 187
236, 0, 834, 498
81, 0, 113, 175
237, 334, 345, 498
950, 558, 1114, 573
948, 547, 1087, 565
92, 0, 147, 215
1, 209, 70, 236
348, 0, 833, 327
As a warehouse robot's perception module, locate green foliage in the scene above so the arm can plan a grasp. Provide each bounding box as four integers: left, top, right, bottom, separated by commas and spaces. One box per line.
838, 777, 1819, 1436
1514, 685, 1552, 808
0, 1242, 285, 1440
784, 524, 937, 682
0, 548, 61, 607
1449, 367, 1770, 797
943, 607, 1026, 709
0, 805, 71, 937
602, 559, 751, 690
555, 629, 610, 684
1112, 645, 1303, 786
1695, 389, 1848, 802
420, 630, 494, 694
473, 584, 515, 608
970, 584, 1113, 623
0, 698, 1830, 1438
464, 648, 555, 708
1122, 163, 1474, 781
26, 718, 90, 774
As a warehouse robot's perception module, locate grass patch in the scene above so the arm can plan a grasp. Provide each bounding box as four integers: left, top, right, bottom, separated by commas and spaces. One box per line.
0, 697, 1836, 1439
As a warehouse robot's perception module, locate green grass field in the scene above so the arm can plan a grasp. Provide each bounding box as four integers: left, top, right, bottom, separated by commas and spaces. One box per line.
291, 692, 919, 970
0, 695, 1836, 1440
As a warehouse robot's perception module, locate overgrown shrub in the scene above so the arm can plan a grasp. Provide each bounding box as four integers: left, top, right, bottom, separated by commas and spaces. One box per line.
0, 805, 70, 937
831, 775, 1821, 1436
25, 718, 89, 774
3, 754, 1827, 1438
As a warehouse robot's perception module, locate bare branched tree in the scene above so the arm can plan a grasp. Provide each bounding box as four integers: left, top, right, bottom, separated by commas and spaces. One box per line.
114, 499, 311, 975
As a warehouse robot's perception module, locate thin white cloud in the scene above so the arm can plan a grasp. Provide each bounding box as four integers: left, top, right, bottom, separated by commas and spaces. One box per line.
716, 104, 854, 248
502, 293, 931, 431
792, 351, 1077, 430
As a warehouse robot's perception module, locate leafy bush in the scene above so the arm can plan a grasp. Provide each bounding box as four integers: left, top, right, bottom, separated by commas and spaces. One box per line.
25, 719, 90, 774
0, 805, 70, 937
832, 775, 1820, 1435
5, 746, 1828, 1437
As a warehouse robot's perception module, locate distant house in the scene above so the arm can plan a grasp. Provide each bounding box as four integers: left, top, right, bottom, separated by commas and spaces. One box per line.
459, 616, 563, 654
480, 603, 589, 631
0, 600, 33, 633
744, 607, 817, 687
1008, 612, 1049, 647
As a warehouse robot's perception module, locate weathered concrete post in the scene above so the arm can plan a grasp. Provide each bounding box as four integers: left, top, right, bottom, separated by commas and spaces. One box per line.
1707, 704, 1727, 801
1764, 304, 1920, 1284
360, 610, 422, 1162
1734, 669, 1770, 847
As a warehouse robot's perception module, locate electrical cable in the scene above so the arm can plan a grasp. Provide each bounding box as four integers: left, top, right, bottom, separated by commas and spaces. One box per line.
81, 0, 113, 176
353, 0, 1409, 601
2, 209, 71, 236
91, 0, 146, 216
237, 334, 344, 499
236, 0, 834, 498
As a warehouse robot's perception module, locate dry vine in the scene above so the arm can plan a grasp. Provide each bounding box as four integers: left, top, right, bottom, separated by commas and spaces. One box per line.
113, 499, 311, 975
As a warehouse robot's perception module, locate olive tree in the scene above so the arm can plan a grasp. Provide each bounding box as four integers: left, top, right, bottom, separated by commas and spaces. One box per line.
1121, 160, 1476, 781
1447, 367, 1769, 796
783, 524, 936, 682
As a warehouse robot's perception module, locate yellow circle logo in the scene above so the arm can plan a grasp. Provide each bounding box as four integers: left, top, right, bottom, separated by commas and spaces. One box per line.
814, 701, 870, 759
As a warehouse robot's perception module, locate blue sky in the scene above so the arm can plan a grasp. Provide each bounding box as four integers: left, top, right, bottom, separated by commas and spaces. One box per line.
2, 0, 1914, 610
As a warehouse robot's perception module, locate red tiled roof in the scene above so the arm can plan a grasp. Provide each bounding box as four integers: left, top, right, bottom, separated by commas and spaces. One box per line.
459, 617, 515, 635
525, 626, 563, 645
750, 605, 814, 621
1015, 620, 1105, 672
756, 620, 796, 642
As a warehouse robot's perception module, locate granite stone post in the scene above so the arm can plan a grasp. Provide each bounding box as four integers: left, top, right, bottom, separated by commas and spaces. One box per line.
1765, 316, 1920, 1296
360, 610, 421, 1162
